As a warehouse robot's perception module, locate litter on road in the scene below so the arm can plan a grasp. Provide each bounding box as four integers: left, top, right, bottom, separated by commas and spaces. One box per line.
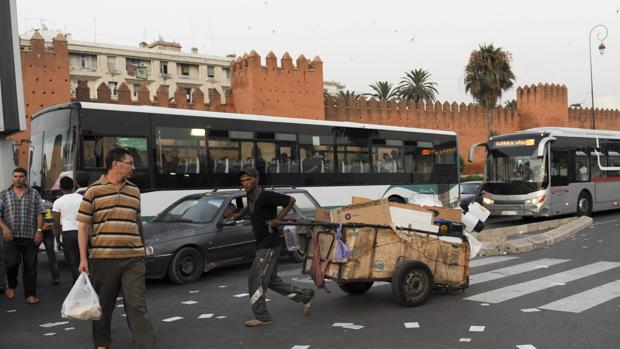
516, 345, 537, 349
404, 322, 420, 328
459, 338, 472, 342
198, 314, 214, 319
162, 316, 183, 322
40, 321, 70, 328
233, 293, 249, 298
181, 300, 198, 305
43, 333, 57, 336
291, 346, 310, 349
189, 290, 200, 294
469, 325, 485, 332
520, 308, 540, 313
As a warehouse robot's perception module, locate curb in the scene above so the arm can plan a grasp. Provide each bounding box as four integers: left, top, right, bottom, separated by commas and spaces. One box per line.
476, 216, 593, 256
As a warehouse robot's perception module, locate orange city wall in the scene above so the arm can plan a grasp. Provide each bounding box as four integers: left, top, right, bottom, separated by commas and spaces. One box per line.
17, 42, 620, 173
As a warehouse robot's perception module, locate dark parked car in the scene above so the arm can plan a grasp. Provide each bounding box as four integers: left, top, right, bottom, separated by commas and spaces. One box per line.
143, 188, 319, 285
460, 181, 483, 210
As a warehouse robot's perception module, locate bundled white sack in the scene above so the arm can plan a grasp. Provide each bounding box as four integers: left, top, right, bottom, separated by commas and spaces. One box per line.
61, 272, 102, 320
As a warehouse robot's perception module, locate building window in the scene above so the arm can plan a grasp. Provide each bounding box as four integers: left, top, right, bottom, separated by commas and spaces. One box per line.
160, 61, 168, 75
222, 67, 230, 80
185, 88, 193, 103
109, 82, 118, 97
107, 56, 117, 71
80, 55, 88, 68
180, 64, 190, 76
133, 84, 141, 98
207, 65, 215, 78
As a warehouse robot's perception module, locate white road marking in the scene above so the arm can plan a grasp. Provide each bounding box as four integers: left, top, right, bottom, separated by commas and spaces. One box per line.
459, 338, 472, 342
198, 314, 214, 319
538, 279, 620, 313
234, 293, 249, 298
520, 308, 540, 313
516, 345, 537, 349
469, 256, 519, 268
469, 325, 485, 332
181, 300, 198, 305
189, 290, 199, 294
469, 258, 569, 285
40, 321, 69, 328
464, 261, 620, 303
43, 333, 56, 336
162, 316, 183, 322
404, 322, 420, 328
291, 346, 310, 349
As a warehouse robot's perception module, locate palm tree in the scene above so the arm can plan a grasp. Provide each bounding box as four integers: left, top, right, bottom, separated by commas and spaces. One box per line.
337, 90, 360, 106
464, 44, 516, 136
396, 69, 438, 103
504, 99, 517, 109
365, 81, 397, 100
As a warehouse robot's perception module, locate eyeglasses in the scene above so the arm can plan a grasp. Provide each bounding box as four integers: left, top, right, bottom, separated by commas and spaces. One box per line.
118, 161, 135, 167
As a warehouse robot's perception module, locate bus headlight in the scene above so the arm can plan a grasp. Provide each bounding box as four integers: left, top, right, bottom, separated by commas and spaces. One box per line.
525, 195, 546, 205
483, 197, 494, 205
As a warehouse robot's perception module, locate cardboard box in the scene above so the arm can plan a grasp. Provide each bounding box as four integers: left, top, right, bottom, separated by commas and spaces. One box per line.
351, 196, 372, 204
314, 208, 332, 223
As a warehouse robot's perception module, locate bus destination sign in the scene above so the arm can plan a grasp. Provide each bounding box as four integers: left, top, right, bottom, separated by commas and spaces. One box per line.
494, 139, 535, 148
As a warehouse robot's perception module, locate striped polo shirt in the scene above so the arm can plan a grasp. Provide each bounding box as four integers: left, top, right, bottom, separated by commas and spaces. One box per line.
77, 175, 145, 259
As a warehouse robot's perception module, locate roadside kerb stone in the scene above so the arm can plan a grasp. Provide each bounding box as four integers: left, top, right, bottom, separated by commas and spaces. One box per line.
475, 216, 591, 256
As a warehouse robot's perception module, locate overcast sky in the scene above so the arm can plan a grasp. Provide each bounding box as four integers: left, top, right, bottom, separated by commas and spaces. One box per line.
16, 0, 620, 109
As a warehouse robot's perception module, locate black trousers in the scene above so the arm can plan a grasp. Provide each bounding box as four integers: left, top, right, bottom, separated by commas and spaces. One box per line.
42, 230, 59, 281
91, 257, 155, 349
0, 238, 6, 290
5, 238, 38, 298
61, 230, 80, 283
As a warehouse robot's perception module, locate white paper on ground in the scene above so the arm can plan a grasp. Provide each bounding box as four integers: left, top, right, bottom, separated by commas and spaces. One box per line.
43, 333, 57, 336
234, 293, 250, 298
181, 300, 198, 305
121, 314, 127, 317
480, 303, 490, 306
198, 314, 214, 319
459, 338, 472, 342
64, 327, 75, 331
116, 304, 124, 308
218, 285, 227, 288
342, 324, 364, 330
469, 326, 485, 332
404, 322, 420, 328
216, 316, 227, 319
7, 309, 16, 313
162, 316, 183, 322
516, 345, 537, 349
521, 308, 540, 313
332, 322, 354, 327
291, 346, 310, 349
40, 321, 70, 328
189, 290, 199, 294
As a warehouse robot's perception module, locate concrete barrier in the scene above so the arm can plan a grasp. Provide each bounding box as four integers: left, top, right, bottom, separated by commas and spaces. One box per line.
476, 216, 592, 256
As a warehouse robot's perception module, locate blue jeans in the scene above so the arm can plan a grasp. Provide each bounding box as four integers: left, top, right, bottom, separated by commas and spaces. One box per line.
42, 230, 60, 281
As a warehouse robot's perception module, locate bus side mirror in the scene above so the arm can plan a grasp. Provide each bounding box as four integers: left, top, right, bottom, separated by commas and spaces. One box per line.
468, 142, 486, 163
537, 137, 556, 157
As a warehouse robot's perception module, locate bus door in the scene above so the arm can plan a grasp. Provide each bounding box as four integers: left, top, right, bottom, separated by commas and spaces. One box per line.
550, 150, 570, 213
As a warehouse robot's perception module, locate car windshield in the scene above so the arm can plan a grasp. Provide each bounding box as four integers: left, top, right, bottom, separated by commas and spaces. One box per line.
460, 183, 480, 195
157, 196, 226, 223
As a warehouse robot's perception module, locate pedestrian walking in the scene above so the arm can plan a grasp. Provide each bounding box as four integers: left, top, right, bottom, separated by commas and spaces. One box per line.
77, 148, 154, 349
37, 187, 60, 285
233, 167, 314, 327
52, 176, 82, 283
0, 167, 44, 303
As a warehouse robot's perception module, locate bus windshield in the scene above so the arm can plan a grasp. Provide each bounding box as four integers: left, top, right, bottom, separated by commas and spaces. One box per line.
485, 146, 548, 194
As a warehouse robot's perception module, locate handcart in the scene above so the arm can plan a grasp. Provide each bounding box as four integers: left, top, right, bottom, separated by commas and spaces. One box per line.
295, 222, 470, 307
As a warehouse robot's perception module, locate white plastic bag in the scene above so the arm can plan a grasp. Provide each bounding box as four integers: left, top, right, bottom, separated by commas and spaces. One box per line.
61, 272, 102, 320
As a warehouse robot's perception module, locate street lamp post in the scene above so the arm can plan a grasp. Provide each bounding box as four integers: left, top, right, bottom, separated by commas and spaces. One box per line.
589, 24, 608, 129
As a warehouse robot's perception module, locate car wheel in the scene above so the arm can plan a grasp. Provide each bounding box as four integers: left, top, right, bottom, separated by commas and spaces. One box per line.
577, 191, 592, 217
168, 247, 203, 285
391, 261, 433, 307
338, 281, 374, 295
289, 234, 309, 263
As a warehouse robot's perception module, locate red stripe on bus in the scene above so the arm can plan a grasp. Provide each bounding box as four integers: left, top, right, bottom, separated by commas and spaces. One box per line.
591, 177, 620, 182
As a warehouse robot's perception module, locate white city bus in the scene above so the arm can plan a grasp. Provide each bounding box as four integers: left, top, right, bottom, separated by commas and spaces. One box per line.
469, 127, 620, 217
30, 102, 460, 220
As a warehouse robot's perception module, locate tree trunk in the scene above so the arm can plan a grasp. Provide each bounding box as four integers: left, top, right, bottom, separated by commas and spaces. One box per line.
486, 108, 493, 137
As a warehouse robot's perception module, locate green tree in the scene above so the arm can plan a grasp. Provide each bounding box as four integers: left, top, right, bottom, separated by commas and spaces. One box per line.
464, 44, 516, 137
396, 68, 438, 103
365, 81, 397, 100
337, 90, 360, 106
504, 99, 517, 109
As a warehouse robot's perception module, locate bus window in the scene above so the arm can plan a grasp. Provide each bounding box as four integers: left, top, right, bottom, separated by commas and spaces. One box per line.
82, 136, 148, 169
43, 128, 76, 191
607, 151, 620, 178
574, 150, 589, 182
590, 151, 606, 180
415, 141, 434, 178
258, 132, 299, 174
551, 151, 569, 186
372, 146, 403, 173
300, 135, 334, 173
434, 141, 457, 165
29, 133, 44, 187
208, 138, 253, 174
156, 127, 206, 174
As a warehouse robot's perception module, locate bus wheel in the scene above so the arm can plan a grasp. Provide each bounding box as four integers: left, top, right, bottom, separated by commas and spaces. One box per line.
388, 195, 406, 204
391, 261, 433, 307
577, 191, 592, 217
168, 247, 203, 285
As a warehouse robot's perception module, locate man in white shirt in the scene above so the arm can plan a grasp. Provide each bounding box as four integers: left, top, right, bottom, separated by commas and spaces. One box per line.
52, 176, 83, 283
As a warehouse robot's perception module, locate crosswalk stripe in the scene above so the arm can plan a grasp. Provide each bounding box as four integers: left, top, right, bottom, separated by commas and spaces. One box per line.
469, 256, 519, 268
538, 279, 620, 313
470, 258, 570, 285
464, 261, 620, 303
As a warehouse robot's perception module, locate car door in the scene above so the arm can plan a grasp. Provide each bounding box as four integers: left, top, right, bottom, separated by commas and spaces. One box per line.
210, 195, 256, 261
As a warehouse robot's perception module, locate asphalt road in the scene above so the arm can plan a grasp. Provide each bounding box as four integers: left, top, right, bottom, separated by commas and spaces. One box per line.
2, 211, 620, 349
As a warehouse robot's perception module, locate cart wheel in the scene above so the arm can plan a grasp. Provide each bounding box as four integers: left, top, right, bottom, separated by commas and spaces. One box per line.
391, 261, 433, 307
338, 281, 374, 295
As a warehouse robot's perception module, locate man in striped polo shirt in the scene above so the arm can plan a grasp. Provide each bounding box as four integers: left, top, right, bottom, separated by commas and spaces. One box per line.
77, 148, 154, 349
